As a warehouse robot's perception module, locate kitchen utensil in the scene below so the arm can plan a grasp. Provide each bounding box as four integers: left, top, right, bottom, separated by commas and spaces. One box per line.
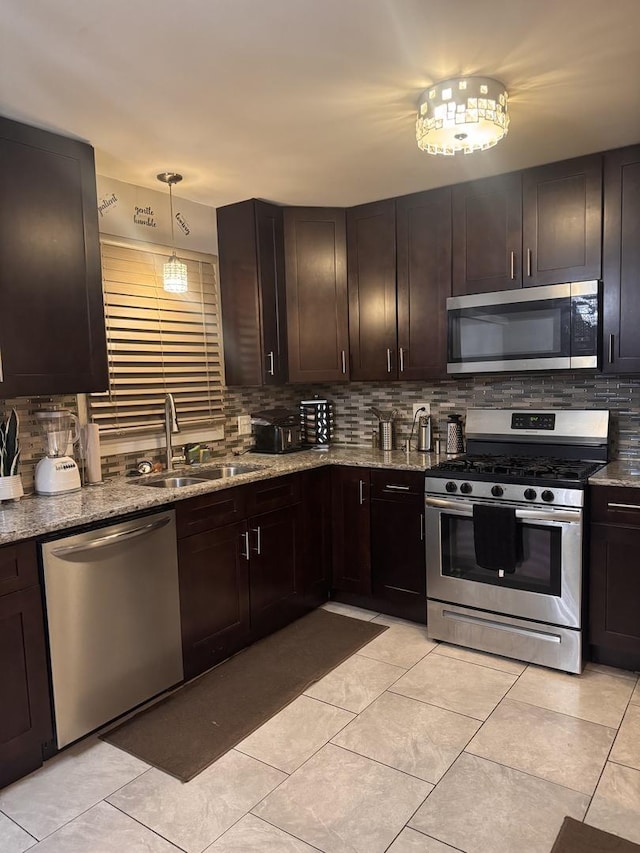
370, 407, 397, 451
34, 410, 81, 495
418, 414, 432, 452
446, 413, 464, 454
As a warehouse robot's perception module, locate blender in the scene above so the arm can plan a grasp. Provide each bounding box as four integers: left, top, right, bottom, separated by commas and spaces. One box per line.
34, 411, 81, 495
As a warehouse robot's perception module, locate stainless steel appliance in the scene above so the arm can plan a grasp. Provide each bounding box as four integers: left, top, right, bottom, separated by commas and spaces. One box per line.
447, 281, 600, 375
425, 408, 609, 673
41, 509, 184, 748
251, 408, 303, 454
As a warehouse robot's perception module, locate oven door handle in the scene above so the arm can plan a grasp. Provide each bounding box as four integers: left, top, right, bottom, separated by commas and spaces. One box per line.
424, 496, 582, 525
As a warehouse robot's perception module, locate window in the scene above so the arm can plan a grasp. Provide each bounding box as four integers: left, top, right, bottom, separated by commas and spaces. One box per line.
89, 241, 223, 437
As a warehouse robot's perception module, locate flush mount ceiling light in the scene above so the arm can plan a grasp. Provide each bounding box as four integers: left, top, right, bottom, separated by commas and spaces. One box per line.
157, 172, 188, 293
416, 76, 509, 156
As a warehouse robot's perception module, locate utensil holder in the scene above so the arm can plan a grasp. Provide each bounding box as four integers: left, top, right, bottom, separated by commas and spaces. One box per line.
0, 474, 23, 502
379, 421, 395, 451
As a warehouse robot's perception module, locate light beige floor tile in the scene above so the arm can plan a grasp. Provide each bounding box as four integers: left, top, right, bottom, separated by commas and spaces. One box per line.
205, 813, 317, 852
321, 601, 379, 621
333, 691, 480, 783
107, 749, 286, 853
304, 653, 405, 713
466, 698, 615, 795
631, 681, 640, 706
585, 661, 639, 682
507, 665, 634, 728
390, 652, 517, 720
432, 642, 526, 675
0, 739, 149, 840
611, 704, 640, 772
29, 802, 181, 852
409, 753, 589, 853
253, 743, 431, 853
586, 762, 640, 845
236, 695, 354, 773
357, 624, 438, 669
0, 812, 36, 853
371, 614, 425, 629
387, 827, 460, 852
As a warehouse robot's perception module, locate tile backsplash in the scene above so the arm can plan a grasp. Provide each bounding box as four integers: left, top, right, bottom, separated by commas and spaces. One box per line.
2, 371, 640, 493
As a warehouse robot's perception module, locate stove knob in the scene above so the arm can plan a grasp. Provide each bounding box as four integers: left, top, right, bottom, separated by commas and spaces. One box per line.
445, 481, 457, 493
491, 485, 504, 497
460, 482, 473, 494
541, 490, 555, 503
524, 488, 537, 500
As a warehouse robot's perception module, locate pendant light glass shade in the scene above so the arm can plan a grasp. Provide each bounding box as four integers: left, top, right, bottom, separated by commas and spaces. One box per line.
157, 172, 188, 293
416, 76, 509, 156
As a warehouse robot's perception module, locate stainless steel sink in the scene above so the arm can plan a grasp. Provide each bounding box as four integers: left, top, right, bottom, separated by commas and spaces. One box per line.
139, 476, 208, 489
194, 465, 260, 480
134, 464, 261, 488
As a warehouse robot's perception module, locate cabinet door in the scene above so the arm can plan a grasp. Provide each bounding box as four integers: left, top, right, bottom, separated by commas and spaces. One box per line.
370, 470, 426, 621
602, 145, 640, 373
249, 504, 301, 638
298, 467, 331, 607
0, 586, 53, 788
0, 117, 108, 396
590, 522, 640, 670
452, 173, 522, 295
347, 199, 397, 380
217, 199, 287, 385
331, 467, 371, 595
284, 207, 349, 382
397, 188, 452, 379
522, 154, 602, 287
178, 521, 250, 679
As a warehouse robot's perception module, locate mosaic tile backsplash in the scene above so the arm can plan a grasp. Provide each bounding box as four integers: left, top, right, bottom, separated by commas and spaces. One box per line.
2, 371, 640, 493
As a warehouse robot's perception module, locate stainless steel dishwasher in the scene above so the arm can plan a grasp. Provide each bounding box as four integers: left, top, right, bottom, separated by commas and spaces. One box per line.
41, 509, 184, 749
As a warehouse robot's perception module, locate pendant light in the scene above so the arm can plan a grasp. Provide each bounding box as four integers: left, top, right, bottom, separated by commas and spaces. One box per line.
157, 172, 188, 293
416, 76, 509, 156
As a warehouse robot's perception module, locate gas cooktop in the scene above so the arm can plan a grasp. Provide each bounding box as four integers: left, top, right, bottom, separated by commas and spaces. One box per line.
427, 454, 604, 486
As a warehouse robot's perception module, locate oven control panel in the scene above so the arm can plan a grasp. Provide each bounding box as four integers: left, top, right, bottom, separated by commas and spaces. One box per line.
511, 412, 556, 431
425, 477, 585, 509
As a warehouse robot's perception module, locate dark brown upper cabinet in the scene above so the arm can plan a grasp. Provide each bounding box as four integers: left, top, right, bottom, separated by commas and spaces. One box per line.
396, 188, 452, 379
0, 116, 108, 396
217, 199, 288, 386
347, 200, 397, 380
602, 145, 640, 373
452, 155, 602, 296
284, 207, 349, 382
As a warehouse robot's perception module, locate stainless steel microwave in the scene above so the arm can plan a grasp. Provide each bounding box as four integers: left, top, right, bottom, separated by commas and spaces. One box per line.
447, 281, 600, 375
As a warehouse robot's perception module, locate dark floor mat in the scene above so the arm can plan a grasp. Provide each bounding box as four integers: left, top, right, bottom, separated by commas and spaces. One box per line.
551, 817, 640, 853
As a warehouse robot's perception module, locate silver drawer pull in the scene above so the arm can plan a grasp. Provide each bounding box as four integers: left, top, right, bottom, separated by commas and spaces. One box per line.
443, 609, 561, 643
385, 484, 410, 491
608, 502, 640, 511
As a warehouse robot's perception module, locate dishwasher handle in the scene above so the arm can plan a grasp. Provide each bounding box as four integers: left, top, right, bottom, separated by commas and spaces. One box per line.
50, 516, 172, 557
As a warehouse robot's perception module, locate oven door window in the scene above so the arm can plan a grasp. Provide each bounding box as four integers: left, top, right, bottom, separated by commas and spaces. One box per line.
441, 514, 562, 596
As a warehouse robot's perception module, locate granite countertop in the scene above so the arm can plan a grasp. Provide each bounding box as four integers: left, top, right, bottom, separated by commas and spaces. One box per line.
589, 460, 640, 488
0, 446, 440, 546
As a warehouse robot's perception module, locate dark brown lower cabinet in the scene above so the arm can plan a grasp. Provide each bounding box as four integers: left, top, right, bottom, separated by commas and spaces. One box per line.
589, 486, 640, 670
299, 467, 332, 607
0, 542, 53, 789
370, 470, 426, 622
331, 466, 371, 596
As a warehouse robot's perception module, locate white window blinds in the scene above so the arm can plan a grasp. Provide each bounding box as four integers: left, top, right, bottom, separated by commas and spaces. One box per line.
89, 241, 223, 436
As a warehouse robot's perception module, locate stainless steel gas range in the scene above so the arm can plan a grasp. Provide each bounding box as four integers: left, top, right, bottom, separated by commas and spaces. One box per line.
425, 408, 610, 674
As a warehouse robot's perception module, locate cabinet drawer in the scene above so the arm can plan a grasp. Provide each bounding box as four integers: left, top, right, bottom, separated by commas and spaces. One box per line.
245, 474, 301, 515
590, 486, 640, 526
370, 469, 424, 501
0, 541, 38, 597
176, 486, 247, 538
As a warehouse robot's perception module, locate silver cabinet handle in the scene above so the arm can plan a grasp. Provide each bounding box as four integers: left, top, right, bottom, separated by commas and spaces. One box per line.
526, 248, 532, 277
399, 347, 405, 372
385, 484, 410, 491
241, 530, 250, 559
420, 513, 424, 541
358, 479, 365, 505
609, 334, 615, 364
0, 346, 3, 382
510, 251, 515, 280
341, 350, 347, 374
252, 526, 261, 555
266, 351, 275, 376
50, 516, 172, 557
608, 502, 640, 512
386, 348, 392, 373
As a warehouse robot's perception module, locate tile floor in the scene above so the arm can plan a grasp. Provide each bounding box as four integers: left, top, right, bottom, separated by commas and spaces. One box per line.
2, 601, 640, 853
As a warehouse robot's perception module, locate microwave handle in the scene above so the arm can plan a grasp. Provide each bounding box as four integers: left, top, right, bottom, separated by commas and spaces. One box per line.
424, 496, 581, 525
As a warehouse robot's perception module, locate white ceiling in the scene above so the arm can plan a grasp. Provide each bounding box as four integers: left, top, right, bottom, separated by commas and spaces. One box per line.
2, 0, 640, 210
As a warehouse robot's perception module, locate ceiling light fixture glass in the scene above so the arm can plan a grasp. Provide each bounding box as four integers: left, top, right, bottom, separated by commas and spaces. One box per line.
157, 172, 188, 293
416, 76, 509, 156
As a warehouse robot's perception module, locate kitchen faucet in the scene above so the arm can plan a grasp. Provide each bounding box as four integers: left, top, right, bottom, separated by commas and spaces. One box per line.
164, 393, 180, 470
